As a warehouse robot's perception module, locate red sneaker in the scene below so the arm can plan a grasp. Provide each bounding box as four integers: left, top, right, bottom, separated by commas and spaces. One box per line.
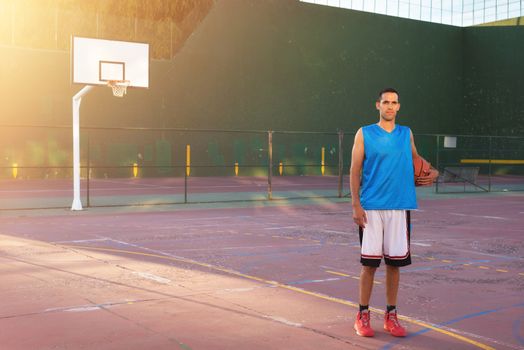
384, 310, 407, 337
354, 310, 374, 337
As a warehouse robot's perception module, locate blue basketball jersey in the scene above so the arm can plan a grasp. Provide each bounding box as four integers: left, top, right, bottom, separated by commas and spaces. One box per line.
360, 124, 417, 210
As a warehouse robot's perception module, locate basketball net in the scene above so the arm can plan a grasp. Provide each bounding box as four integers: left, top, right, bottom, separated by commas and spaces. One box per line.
107, 80, 130, 97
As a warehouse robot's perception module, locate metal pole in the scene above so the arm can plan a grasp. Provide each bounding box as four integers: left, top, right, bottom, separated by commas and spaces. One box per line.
483, 0, 486, 24
462, 0, 465, 26
87, 134, 90, 208
71, 85, 94, 211
435, 135, 440, 193
440, 0, 443, 23
338, 130, 344, 198
185, 145, 188, 203
267, 130, 273, 200
184, 168, 188, 203
488, 136, 492, 192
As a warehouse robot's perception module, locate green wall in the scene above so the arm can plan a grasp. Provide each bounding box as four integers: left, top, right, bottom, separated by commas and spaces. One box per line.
161, 0, 463, 134
463, 26, 524, 136
0, 0, 521, 136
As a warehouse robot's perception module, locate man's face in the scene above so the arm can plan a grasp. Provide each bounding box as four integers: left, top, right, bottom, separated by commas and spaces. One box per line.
376, 92, 400, 121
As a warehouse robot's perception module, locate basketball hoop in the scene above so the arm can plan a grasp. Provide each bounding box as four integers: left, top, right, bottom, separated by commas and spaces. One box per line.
107, 80, 130, 97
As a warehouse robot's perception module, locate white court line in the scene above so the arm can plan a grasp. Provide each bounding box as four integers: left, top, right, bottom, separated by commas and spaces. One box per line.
44, 302, 114, 313
52, 238, 110, 244
161, 224, 221, 229
412, 242, 432, 247
313, 211, 350, 215
44, 299, 150, 314
138, 216, 244, 223
264, 226, 300, 230
132, 271, 171, 284
302, 277, 341, 284
95, 237, 193, 262
165, 243, 321, 252
449, 213, 508, 220
162, 215, 261, 222
100, 237, 319, 256
222, 287, 257, 293
264, 315, 302, 327
322, 229, 349, 235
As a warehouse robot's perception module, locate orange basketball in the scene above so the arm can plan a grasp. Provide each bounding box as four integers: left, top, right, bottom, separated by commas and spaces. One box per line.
413, 156, 431, 185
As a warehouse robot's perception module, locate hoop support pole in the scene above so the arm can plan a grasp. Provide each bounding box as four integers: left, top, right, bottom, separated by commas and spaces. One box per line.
71, 85, 94, 211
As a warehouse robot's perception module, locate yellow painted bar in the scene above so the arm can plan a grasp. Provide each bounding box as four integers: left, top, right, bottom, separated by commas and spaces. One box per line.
133, 163, 138, 177
321, 147, 325, 175
12, 163, 18, 179
234, 162, 239, 176
325, 270, 350, 277
461, 159, 524, 165
186, 144, 191, 176
279, 161, 283, 176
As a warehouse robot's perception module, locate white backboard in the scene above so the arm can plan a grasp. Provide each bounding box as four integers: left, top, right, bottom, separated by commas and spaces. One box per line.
72, 36, 149, 88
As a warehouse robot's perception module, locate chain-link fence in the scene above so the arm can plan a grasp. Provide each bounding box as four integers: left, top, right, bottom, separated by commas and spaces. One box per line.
433, 134, 524, 193
1, 126, 522, 209
0, 126, 349, 209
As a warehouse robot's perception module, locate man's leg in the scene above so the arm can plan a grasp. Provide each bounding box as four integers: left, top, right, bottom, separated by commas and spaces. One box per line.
382, 210, 410, 337
385, 265, 399, 306
358, 209, 383, 306
355, 210, 382, 337
354, 265, 377, 337
383, 265, 406, 336
360, 266, 377, 306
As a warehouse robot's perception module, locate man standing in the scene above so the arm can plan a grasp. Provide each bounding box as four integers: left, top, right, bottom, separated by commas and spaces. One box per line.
350, 88, 438, 337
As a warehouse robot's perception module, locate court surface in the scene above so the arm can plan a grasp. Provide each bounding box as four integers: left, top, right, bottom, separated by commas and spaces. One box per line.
1, 190, 523, 349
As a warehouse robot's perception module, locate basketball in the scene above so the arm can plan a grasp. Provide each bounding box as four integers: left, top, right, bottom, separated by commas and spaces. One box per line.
413, 155, 431, 185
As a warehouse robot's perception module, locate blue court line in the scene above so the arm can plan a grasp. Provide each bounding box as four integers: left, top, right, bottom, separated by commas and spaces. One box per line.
513, 314, 524, 345
380, 302, 524, 350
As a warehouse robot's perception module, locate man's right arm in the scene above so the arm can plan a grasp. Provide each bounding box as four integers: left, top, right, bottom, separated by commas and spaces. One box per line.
350, 128, 367, 228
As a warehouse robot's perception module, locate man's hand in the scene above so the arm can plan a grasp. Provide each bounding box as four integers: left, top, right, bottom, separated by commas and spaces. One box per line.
416, 168, 439, 186
352, 204, 367, 228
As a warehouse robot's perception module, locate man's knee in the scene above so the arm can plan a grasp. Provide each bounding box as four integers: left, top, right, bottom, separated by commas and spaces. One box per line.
386, 265, 400, 271
362, 266, 378, 275
386, 265, 401, 278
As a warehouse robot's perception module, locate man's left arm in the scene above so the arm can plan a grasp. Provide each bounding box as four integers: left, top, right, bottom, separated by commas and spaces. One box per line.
410, 130, 439, 185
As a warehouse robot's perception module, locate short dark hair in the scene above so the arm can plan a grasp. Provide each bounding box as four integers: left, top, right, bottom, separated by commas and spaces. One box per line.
378, 88, 399, 101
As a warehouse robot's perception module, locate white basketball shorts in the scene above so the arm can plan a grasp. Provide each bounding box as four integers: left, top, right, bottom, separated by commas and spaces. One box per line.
358, 210, 411, 267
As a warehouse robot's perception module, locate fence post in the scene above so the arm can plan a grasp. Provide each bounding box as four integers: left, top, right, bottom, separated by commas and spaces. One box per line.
87, 134, 90, 208
267, 130, 273, 200
185, 145, 189, 203
338, 130, 344, 198
435, 135, 440, 193
488, 136, 492, 192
